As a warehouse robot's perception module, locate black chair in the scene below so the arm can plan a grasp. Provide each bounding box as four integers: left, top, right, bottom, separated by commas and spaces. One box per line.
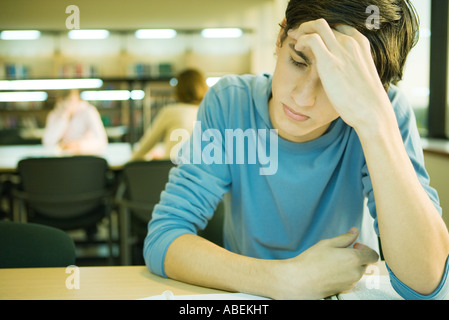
115, 160, 175, 265
0, 221, 76, 268
198, 201, 224, 248
116, 160, 224, 265
0, 178, 13, 220
12, 156, 114, 264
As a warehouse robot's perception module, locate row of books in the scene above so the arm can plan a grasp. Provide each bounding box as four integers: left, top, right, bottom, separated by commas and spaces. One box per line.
3, 64, 30, 79
127, 63, 173, 78
57, 63, 100, 78
1, 62, 173, 79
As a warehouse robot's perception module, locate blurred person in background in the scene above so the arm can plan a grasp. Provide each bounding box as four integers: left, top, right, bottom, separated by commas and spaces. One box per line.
43, 89, 108, 155
130, 69, 208, 161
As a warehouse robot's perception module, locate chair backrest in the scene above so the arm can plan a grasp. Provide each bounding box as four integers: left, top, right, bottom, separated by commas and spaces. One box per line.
120, 160, 224, 247
17, 156, 108, 218
121, 160, 175, 219
198, 200, 224, 247
0, 221, 76, 268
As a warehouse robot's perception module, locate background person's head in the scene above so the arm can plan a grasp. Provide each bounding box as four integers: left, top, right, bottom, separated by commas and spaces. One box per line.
279, 0, 419, 89
175, 69, 209, 105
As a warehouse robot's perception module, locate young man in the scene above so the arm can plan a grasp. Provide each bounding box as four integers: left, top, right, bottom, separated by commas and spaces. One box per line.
144, 0, 449, 299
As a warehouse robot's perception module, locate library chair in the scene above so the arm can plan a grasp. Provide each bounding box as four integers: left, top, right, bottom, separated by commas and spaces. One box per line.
115, 160, 175, 265
0, 221, 76, 268
115, 160, 224, 265
12, 156, 114, 263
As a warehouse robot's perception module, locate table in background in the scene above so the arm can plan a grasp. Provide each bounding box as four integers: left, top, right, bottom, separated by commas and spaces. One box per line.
0, 142, 132, 173
0, 143, 133, 240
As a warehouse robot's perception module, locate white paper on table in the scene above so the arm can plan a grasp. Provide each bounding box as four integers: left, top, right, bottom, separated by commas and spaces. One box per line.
140, 290, 270, 300
337, 275, 403, 300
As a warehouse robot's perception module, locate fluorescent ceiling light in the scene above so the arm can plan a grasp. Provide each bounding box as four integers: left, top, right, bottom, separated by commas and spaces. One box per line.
0, 79, 103, 90
130, 90, 145, 100
68, 29, 110, 39
0, 91, 47, 102
0, 30, 41, 40
81, 90, 145, 101
135, 29, 177, 39
201, 28, 242, 38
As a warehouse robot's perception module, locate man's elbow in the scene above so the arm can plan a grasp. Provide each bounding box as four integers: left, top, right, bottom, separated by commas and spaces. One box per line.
411, 254, 448, 296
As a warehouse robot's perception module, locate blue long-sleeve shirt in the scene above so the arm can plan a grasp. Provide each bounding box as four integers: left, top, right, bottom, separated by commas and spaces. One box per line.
144, 73, 449, 300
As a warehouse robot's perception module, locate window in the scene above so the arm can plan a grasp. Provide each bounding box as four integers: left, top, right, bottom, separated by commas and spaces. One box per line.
399, 0, 449, 139
428, 0, 448, 139
398, 0, 431, 136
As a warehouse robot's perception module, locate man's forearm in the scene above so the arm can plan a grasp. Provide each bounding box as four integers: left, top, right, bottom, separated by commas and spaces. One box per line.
163, 230, 379, 299
356, 119, 449, 295
164, 234, 278, 298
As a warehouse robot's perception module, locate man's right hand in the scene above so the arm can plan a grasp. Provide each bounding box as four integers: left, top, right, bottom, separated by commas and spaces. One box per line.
271, 227, 379, 299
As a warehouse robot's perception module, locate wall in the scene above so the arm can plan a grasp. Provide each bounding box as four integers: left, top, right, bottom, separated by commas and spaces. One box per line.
424, 151, 449, 228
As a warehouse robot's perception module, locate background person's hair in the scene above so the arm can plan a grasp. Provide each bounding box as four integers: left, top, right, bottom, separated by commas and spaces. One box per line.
280, 0, 419, 89
175, 69, 208, 105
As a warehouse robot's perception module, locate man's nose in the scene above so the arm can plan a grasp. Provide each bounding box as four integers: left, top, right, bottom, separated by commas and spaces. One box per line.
290, 77, 319, 108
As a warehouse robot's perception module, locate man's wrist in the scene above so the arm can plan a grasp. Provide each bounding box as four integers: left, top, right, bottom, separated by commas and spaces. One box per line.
353, 107, 398, 144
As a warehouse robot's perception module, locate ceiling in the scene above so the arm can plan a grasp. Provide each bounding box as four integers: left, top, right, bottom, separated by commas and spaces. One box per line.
0, 0, 274, 31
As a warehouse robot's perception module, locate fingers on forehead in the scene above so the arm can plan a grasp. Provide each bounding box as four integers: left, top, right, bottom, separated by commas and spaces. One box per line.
294, 33, 332, 64
289, 18, 342, 53
334, 24, 370, 47
288, 18, 370, 51
289, 18, 335, 40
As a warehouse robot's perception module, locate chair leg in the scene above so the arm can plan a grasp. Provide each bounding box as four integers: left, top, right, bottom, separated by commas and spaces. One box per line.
119, 206, 132, 265
106, 205, 114, 266
13, 198, 27, 223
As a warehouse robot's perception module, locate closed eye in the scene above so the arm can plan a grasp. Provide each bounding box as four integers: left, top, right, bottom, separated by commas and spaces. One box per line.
289, 56, 307, 68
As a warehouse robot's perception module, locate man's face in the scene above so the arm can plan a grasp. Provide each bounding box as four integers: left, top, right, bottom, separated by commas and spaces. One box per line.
268, 30, 340, 143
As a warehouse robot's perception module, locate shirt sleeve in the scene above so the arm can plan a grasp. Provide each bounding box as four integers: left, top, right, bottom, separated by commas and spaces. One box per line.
143, 86, 231, 277
76, 105, 108, 154
131, 107, 170, 161
362, 86, 448, 299
386, 256, 449, 300
42, 104, 70, 149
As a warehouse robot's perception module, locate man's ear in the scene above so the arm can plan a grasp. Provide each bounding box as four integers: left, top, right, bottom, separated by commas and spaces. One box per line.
275, 18, 287, 54
280, 17, 286, 28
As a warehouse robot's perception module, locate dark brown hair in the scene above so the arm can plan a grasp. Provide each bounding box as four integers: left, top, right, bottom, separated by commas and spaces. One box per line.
176, 69, 208, 105
280, 0, 419, 88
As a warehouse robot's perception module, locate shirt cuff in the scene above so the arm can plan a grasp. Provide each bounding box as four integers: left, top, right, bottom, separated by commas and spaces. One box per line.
386, 255, 449, 300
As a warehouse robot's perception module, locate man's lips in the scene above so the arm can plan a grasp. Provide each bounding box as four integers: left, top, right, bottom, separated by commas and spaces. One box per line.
282, 104, 309, 122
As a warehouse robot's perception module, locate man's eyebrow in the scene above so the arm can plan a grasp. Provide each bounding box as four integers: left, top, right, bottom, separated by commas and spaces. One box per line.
288, 43, 312, 65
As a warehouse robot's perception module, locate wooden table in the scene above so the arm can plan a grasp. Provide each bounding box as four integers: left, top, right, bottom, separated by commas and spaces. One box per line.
0, 265, 227, 300
0, 262, 388, 300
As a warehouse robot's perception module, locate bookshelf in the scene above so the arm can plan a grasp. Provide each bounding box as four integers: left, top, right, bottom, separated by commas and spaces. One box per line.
0, 30, 254, 145
0, 76, 176, 145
